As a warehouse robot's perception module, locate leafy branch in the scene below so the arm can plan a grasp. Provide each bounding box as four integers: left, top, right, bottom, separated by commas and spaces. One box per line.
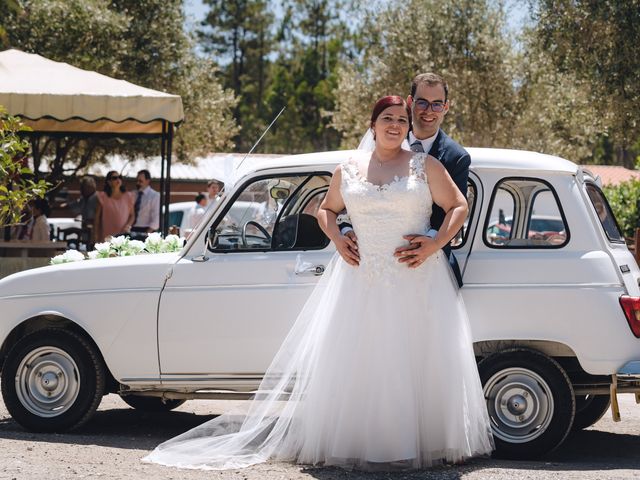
0, 107, 51, 228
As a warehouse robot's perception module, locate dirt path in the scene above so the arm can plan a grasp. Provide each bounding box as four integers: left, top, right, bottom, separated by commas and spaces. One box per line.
1, 392, 640, 479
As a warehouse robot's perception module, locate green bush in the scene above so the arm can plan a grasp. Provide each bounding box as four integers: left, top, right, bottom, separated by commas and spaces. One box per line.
0, 107, 51, 228
603, 180, 640, 239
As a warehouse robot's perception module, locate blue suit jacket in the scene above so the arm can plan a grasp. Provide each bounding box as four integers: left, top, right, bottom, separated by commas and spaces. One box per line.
426, 129, 471, 287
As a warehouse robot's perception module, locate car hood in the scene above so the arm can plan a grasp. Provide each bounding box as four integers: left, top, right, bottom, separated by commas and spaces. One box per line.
0, 253, 179, 299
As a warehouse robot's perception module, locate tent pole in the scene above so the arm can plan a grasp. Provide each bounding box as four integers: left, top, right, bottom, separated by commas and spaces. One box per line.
159, 121, 167, 236
166, 123, 174, 235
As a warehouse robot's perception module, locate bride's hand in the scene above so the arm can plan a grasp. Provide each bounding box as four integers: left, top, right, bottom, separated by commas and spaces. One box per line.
394, 234, 439, 268
335, 231, 359, 266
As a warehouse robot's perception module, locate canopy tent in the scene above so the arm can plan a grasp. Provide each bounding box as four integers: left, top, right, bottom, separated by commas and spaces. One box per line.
0, 48, 184, 233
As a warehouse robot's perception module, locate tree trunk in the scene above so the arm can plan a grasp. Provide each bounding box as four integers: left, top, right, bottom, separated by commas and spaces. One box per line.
618, 146, 635, 170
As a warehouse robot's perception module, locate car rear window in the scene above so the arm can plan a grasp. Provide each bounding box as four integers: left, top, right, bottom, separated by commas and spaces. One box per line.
585, 183, 625, 243
484, 177, 569, 248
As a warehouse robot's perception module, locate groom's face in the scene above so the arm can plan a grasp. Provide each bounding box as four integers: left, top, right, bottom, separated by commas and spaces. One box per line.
408, 83, 449, 139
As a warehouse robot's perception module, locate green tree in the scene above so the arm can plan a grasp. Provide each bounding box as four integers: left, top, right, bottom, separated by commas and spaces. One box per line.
333, 0, 518, 150
532, 0, 640, 167
507, 32, 603, 163
0, 108, 50, 228
4, 0, 237, 185
261, 0, 354, 153
199, 0, 273, 150
0, 0, 22, 48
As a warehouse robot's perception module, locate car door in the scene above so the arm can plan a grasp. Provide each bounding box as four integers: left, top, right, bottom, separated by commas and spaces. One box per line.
157, 168, 334, 387
451, 173, 482, 275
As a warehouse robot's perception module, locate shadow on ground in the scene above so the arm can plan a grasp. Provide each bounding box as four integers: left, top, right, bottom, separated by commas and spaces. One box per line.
0, 406, 218, 450
1, 404, 640, 476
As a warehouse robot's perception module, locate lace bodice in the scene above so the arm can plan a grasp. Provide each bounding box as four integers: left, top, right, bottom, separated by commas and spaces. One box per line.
341, 153, 435, 280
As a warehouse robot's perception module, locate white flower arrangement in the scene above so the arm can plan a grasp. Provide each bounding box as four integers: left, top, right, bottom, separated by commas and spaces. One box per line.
50, 249, 86, 265
50, 234, 185, 264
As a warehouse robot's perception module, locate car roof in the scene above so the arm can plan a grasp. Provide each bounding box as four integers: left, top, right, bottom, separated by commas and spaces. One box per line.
238, 148, 580, 179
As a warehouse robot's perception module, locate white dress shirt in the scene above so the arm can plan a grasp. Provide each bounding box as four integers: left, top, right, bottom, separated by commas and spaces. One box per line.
408, 130, 438, 155
132, 185, 160, 230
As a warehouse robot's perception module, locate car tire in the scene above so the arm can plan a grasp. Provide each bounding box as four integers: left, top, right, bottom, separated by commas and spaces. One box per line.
1, 328, 105, 432
120, 395, 186, 412
478, 348, 575, 459
572, 394, 610, 431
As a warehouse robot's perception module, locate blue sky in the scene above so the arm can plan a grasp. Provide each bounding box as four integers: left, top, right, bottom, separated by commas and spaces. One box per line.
184, 0, 530, 35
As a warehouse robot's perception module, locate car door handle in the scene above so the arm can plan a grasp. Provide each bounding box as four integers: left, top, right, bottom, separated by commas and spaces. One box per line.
295, 264, 325, 276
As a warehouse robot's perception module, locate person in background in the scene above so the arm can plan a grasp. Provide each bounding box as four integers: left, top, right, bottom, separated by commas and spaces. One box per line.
95, 171, 134, 241
131, 169, 160, 235
18, 198, 50, 242
207, 179, 225, 202
60, 176, 98, 237
188, 193, 208, 231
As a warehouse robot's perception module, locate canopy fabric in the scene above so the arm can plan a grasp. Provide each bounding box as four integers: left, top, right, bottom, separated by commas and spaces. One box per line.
0, 49, 183, 134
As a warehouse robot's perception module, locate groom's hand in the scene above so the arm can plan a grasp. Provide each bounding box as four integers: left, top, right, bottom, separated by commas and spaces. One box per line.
395, 234, 439, 268
336, 231, 359, 266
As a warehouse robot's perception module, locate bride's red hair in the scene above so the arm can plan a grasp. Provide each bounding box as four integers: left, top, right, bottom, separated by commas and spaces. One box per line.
370, 95, 410, 127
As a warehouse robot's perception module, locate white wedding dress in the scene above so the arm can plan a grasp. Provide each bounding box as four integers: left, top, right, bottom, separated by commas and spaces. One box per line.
144, 153, 494, 471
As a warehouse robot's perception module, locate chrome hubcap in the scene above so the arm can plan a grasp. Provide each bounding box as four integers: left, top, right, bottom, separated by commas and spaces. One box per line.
15, 347, 80, 417
484, 367, 554, 443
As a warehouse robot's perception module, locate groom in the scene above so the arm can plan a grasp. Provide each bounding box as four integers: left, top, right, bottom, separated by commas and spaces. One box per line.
342, 72, 470, 287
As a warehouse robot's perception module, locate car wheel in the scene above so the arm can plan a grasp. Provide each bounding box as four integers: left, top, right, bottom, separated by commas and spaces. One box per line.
1, 328, 105, 432
120, 395, 186, 412
572, 394, 610, 431
478, 348, 575, 459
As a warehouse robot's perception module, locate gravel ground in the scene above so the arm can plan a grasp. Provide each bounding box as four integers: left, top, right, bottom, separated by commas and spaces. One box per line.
1, 391, 640, 479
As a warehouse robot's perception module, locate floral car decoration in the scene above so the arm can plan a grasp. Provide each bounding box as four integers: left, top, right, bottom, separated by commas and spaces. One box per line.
50, 233, 185, 264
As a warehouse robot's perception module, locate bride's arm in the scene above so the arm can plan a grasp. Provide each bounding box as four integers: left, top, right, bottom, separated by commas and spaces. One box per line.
396, 157, 468, 268
425, 156, 469, 249
318, 166, 359, 266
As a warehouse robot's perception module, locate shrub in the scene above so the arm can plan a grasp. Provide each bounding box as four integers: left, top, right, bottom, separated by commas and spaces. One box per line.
603, 180, 640, 239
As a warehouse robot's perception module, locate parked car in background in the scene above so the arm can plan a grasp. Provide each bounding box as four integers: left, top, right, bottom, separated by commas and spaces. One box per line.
486, 215, 567, 246
167, 201, 196, 236
169, 200, 265, 237
1, 149, 639, 460
46, 217, 81, 240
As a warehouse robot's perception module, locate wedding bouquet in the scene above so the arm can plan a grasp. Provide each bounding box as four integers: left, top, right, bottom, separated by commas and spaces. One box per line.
50, 233, 185, 265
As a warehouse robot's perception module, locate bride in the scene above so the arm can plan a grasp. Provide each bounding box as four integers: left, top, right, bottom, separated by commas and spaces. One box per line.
144, 95, 494, 471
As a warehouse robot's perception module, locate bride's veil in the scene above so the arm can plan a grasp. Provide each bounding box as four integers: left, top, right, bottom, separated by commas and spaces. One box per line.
356, 128, 411, 151
143, 254, 346, 470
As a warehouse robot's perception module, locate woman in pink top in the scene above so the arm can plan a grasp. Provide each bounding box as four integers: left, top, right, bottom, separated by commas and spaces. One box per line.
95, 171, 134, 241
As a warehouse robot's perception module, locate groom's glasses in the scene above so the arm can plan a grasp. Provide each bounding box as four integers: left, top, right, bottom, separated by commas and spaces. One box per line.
414, 99, 446, 113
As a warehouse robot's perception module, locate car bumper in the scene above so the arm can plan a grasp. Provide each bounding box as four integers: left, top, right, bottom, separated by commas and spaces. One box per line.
618, 361, 640, 377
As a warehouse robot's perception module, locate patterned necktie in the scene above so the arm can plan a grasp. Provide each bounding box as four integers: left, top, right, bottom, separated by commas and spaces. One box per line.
410, 140, 424, 153
134, 190, 143, 225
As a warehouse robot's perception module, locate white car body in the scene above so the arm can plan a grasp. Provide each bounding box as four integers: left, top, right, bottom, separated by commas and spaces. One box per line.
2, 148, 640, 457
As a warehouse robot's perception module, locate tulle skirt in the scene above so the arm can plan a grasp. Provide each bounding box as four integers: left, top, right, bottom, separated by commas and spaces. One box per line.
143, 251, 494, 471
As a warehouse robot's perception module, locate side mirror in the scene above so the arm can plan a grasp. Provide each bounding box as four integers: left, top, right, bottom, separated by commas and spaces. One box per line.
270, 186, 290, 200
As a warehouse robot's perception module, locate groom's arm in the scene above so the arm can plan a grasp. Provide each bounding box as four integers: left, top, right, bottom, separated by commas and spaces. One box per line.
337, 210, 353, 234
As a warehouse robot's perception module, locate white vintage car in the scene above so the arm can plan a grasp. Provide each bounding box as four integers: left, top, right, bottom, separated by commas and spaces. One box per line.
1, 148, 640, 459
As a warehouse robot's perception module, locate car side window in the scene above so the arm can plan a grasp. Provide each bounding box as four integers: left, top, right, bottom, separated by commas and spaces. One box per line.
209, 173, 332, 252
484, 177, 569, 248
585, 183, 625, 243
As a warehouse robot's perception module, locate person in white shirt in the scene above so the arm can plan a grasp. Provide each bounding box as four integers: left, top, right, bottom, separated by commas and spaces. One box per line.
131, 169, 160, 234
188, 193, 208, 231
19, 198, 51, 242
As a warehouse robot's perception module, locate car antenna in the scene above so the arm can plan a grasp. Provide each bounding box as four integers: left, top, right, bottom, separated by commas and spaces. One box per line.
235, 106, 286, 171
193, 106, 287, 263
